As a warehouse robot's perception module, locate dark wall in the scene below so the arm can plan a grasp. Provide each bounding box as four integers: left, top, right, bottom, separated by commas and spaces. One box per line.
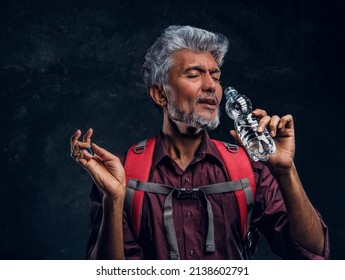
1, 0, 344, 259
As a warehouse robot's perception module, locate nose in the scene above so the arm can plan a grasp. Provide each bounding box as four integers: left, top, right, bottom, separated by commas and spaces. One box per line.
202, 73, 216, 93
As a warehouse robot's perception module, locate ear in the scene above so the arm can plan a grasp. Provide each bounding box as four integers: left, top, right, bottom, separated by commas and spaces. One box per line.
149, 85, 167, 107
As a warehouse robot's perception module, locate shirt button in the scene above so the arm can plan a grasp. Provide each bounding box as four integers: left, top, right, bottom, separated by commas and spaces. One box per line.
185, 177, 190, 182
189, 250, 194, 256
186, 212, 192, 218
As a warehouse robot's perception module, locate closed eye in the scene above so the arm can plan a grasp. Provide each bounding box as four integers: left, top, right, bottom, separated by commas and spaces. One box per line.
187, 74, 200, 79
211, 74, 221, 82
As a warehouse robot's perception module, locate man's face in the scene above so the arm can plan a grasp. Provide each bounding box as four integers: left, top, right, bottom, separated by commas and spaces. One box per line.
165, 49, 222, 132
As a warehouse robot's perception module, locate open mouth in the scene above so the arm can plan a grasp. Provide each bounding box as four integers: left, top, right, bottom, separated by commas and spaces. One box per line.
197, 97, 218, 108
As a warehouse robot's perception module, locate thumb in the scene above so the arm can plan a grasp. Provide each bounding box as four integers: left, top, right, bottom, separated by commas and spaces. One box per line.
91, 143, 108, 157
229, 130, 243, 146
91, 143, 117, 161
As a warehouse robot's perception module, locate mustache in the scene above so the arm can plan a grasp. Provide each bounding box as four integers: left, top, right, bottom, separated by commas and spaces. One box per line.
196, 94, 219, 106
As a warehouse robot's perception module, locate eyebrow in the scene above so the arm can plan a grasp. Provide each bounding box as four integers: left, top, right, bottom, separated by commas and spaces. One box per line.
181, 66, 221, 75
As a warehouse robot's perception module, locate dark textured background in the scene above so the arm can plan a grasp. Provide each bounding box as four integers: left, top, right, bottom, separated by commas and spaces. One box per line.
1, 0, 344, 259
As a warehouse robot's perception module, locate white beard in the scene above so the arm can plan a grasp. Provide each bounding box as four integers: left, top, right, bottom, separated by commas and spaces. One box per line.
166, 97, 220, 135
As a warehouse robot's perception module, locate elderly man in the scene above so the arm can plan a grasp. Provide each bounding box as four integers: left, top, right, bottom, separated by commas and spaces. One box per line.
70, 25, 329, 260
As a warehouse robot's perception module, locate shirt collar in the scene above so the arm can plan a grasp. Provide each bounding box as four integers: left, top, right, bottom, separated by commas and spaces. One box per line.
151, 130, 224, 171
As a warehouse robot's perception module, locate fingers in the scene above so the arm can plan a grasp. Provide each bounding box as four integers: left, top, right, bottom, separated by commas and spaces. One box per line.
83, 128, 93, 145
268, 115, 280, 137
278, 114, 293, 129
70, 129, 82, 153
75, 149, 92, 166
252, 109, 294, 136
70, 128, 93, 161
252, 109, 270, 133
252, 108, 267, 118
71, 129, 82, 159
75, 143, 103, 168
256, 115, 271, 133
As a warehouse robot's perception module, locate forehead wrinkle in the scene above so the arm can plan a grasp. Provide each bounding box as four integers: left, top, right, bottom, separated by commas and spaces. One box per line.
171, 50, 219, 67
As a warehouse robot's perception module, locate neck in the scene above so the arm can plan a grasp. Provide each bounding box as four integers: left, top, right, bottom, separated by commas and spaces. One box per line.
162, 115, 204, 170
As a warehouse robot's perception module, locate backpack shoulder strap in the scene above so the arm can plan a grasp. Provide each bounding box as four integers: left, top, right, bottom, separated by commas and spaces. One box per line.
124, 136, 256, 244
211, 139, 256, 242
124, 136, 157, 238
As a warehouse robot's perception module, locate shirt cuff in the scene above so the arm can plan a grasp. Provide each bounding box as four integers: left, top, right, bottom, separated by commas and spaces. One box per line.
290, 217, 330, 260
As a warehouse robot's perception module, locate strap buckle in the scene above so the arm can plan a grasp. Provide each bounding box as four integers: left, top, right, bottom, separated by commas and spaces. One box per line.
173, 188, 200, 200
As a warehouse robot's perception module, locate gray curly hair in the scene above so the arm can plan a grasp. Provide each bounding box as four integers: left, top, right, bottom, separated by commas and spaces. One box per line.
142, 25, 229, 88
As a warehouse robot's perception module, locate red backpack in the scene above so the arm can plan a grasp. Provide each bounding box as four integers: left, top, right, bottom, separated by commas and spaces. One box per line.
124, 136, 256, 259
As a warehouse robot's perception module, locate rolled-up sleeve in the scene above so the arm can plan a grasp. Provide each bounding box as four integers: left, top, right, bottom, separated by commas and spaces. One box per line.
86, 182, 143, 259
289, 216, 330, 259
251, 161, 330, 260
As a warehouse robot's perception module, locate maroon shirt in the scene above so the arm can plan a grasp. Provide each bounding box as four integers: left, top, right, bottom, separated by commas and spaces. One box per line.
86, 132, 329, 259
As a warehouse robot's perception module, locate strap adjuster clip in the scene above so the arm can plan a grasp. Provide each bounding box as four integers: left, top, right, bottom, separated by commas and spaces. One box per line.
133, 140, 147, 154
173, 188, 200, 200
226, 143, 239, 153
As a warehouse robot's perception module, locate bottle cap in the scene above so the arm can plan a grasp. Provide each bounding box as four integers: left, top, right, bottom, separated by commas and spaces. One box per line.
224, 86, 239, 101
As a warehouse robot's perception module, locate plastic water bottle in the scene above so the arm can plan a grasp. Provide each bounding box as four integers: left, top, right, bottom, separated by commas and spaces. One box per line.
224, 86, 276, 161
